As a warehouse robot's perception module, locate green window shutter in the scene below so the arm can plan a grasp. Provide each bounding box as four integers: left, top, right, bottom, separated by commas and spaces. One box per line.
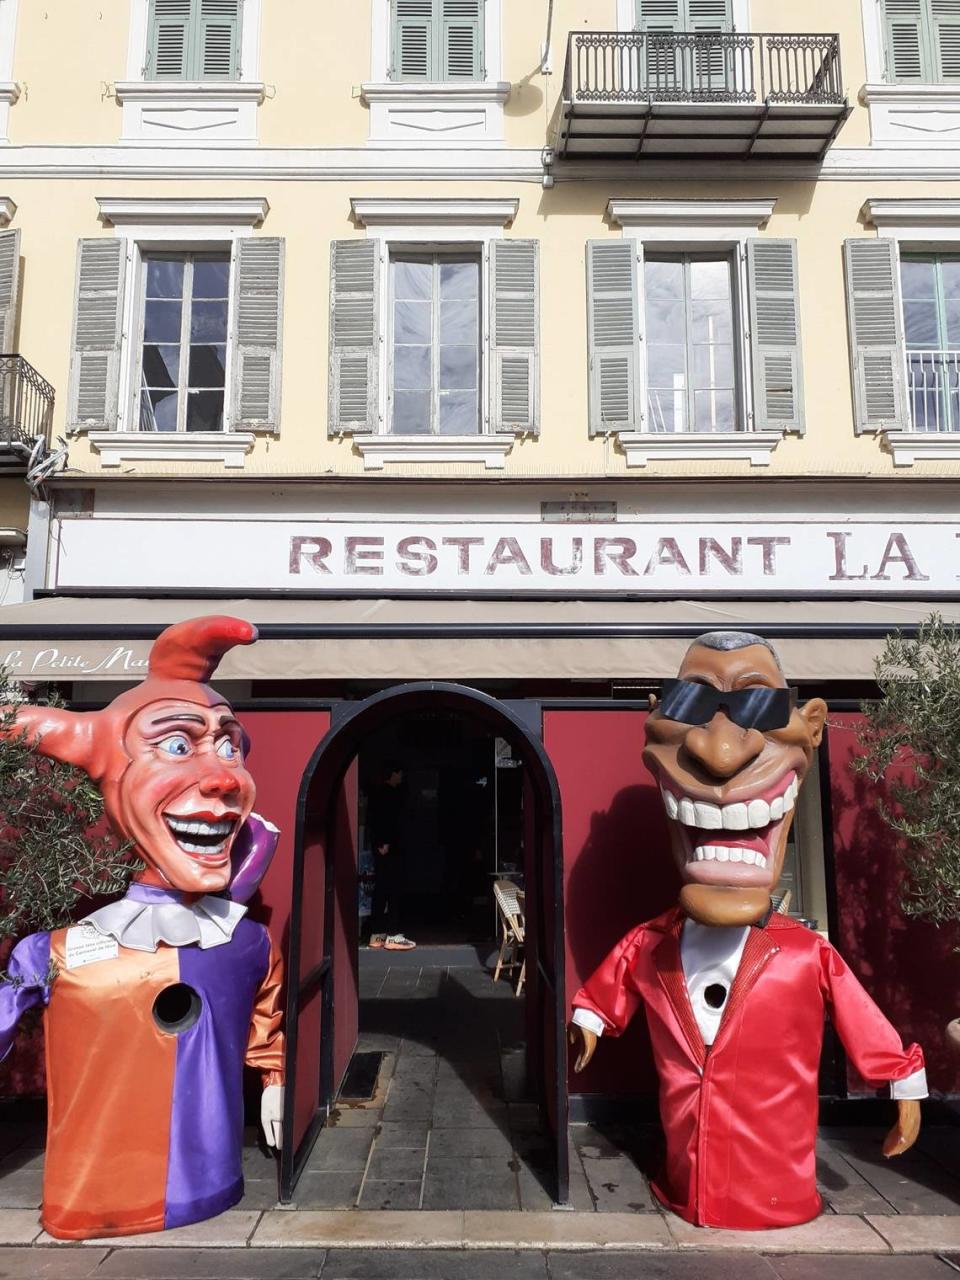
231, 237, 283, 432
843, 237, 908, 433
490, 240, 539, 435
0, 229, 21, 354
932, 0, 960, 79
883, 0, 929, 81
442, 0, 483, 80
687, 0, 732, 29
746, 238, 805, 434
147, 0, 194, 79
635, 0, 682, 31
329, 240, 380, 436
199, 0, 242, 79
586, 240, 641, 436
393, 0, 435, 80
67, 239, 127, 430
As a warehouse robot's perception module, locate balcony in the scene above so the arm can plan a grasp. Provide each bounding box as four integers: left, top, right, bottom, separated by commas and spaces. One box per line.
906, 350, 960, 433
0, 355, 55, 474
556, 31, 850, 162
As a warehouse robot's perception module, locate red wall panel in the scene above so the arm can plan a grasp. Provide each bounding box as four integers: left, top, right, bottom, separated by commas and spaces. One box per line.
827, 715, 960, 1095
545, 709, 680, 1098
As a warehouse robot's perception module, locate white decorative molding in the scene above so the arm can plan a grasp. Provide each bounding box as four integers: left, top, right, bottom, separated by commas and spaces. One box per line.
884, 431, 960, 466
618, 431, 784, 468
861, 83, 960, 148
351, 197, 518, 228
354, 435, 514, 471
362, 82, 510, 105
115, 81, 266, 105
114, 82, 264, 147
0, 197, 16, 227
362, 80, 511, 144
0, 0, 19, 142
863, 198, 960, 236
89, 432, 256, 469
97, 196, 269, 228
608, 199, 777, 235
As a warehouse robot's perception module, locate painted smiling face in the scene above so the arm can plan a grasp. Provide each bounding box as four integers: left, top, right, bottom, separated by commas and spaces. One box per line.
115, 698, 255, 896
642, 635, 827, 927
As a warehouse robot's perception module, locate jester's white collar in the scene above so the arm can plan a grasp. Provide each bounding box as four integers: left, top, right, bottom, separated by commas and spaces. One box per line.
83, 883, 247, 953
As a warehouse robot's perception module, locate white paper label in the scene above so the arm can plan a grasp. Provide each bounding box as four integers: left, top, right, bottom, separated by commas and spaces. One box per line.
64, 923, 120, 969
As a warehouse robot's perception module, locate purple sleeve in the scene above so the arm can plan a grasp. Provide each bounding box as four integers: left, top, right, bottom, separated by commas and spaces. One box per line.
0, 932, 52, 1063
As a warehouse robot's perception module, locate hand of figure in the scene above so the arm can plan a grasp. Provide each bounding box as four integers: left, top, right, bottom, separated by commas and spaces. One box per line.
882, 1099, 921, 1158
568, 1023, 597, 1073
261, 1083, 284, 1149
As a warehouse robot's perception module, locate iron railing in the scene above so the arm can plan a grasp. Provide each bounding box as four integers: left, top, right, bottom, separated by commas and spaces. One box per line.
0, 355, 55, 452
906, 349, 960, 433
565, 31, 844, 106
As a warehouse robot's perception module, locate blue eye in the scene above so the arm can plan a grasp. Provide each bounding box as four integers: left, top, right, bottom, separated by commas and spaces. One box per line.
217, 738, 239, 760
158, 734, 191, 758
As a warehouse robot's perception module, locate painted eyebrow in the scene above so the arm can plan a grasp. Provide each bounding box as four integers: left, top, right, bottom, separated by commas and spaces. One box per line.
149, 713, 207, 729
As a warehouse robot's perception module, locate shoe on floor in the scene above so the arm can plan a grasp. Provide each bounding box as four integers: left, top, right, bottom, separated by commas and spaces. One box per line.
384, 934, 416, 951
368, 934, 386, 949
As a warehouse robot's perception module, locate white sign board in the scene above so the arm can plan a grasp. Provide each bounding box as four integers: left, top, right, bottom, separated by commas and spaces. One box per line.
52, 518, 960, 595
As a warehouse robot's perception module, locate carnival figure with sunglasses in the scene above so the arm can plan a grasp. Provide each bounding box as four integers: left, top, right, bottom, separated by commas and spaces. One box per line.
569, 631, 924, 1232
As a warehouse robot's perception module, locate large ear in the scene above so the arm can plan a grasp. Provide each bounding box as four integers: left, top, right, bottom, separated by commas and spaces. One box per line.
5, 705, 99, 776
799, 696, 828, 749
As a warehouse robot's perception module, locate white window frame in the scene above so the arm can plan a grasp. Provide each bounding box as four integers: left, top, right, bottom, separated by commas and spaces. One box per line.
861, 0, 960, 146
363, 0, 509, 145
615, 0, 751, 32
115, 0, 264, 145
349, 196, 517, 469
863, 197, 960, 463
0, 1, 21, 143
89, 196, 269, 468
607, 198, 783, 467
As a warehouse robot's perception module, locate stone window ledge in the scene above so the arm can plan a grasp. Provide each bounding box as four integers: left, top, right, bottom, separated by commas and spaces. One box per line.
360, 81, 511, 105
883, 430, 960, 466
90, 431, 255, 469
618, 431, 784, 468
353, 434, 514, 471
114, 80, 266, 104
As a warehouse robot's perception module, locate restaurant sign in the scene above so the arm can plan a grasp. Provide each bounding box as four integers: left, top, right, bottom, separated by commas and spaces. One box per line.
53, 518, 960, 595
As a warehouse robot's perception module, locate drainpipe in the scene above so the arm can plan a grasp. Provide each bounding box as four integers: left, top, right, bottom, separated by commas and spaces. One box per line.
540, 0, 555, 74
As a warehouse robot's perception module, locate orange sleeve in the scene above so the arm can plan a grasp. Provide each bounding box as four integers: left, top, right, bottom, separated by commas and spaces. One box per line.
246, 935, 285, 1087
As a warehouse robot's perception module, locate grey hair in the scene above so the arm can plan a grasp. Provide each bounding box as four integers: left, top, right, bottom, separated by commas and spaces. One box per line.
686, 630, 783, 675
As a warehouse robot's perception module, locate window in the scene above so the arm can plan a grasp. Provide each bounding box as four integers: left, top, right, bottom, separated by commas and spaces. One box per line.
644, 255, 738, 433
390, 254, 480, 435
901, 253, 960, 432
634, 0, 733, 91
147, 0, 241, 80
883, 0, 960, 83
392, 0, 483, 81
137, 252, 230, 433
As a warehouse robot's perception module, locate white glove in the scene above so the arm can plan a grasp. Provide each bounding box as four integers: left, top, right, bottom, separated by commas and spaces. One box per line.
261, 1083, 284, 1149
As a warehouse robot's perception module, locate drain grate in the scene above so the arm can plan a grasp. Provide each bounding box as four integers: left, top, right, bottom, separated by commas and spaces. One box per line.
339, 1050, 385, 1101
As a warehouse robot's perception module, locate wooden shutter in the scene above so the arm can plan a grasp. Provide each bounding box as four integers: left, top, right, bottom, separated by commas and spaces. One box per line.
393, 0, 435, 80
884, 0, 928, 81
933, 0, 960, 79
746, 239, 804, 433
329, 240, 380, 436
843, 237, 908, 433
148, 0, 193, 78
442, 0, 483, 80
0, 230, 21, 354
231, 237, 283, 431
586, 240, 641, 435
635, 0, 682, 30
199, 0, 241, 79
67, 239, 126, 430
490, 240, 539, 435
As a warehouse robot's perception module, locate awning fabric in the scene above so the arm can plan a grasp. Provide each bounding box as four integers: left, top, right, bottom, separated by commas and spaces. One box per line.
0, 596, 958, 683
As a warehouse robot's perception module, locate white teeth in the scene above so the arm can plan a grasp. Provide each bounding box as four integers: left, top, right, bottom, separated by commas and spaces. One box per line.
770, 795, 784, 820
747, 799, 770, 828
662, 789, 679, 820
691, 845, 769, 869
783, 788, 795, 813
715, 847, 729, 862
729, 848, 743, 862
742, 849, 757, 865
694, 801, 723, 829
679, 798, 696, 825
723, 803, 749, 831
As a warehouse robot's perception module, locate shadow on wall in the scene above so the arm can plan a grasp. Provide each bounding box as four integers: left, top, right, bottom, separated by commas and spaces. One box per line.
828, 717, 960, 1096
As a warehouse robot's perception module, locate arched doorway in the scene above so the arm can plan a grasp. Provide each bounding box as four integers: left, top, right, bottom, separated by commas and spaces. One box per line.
280, 682, 568, 1205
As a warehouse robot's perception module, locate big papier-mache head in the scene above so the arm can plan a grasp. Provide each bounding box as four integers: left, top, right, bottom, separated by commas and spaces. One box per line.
13, 616, 258, 896
642, 631, 828, 928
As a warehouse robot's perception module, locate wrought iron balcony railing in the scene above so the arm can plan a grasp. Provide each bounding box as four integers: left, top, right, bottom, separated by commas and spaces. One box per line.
906, 349, 960, 433
565, 30, 844, 107
0, 355, 55, 458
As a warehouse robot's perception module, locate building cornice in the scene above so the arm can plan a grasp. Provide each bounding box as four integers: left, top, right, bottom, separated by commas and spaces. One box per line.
89, 432, 256, 469
617, 432, 784, 468
883, 431, 960, 466
97, 196, 269, 227
351, 197, 518, 227
114, 80, 266, 105
607, 199, 777, 229
862, 198, 960, 228
353, 435, 514, 471
360, 81, 511, 105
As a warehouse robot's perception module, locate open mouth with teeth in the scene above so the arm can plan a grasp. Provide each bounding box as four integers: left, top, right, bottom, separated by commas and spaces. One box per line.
661, 772, 800, 888
164, 813, 239, 862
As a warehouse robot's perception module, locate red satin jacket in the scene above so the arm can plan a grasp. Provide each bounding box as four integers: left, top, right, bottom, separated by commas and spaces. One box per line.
573, 909, 924, 1230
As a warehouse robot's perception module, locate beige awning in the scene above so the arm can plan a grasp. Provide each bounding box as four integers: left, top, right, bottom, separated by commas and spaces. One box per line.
0, 595, 958, 683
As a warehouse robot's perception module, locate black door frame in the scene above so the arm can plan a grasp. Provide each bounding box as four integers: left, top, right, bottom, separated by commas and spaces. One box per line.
280, 681, 569, 1204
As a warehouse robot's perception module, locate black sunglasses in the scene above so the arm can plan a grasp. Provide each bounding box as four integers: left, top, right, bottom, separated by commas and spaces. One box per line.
659, 679, 797, 732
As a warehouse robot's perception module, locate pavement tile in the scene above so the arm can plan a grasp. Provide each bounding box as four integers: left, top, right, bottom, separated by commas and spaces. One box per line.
291, 1171, 363, 1210
815, 1144, 895, 1216
326, 1107, 383, 1129
235, 1178, 281, 1210
397, 1040, 439, 1058
828, 1134, 960, 1215
252, 1209, 465, 1248
320, 1247, 548, 1278
0, 1246, 111, 1277
0, 1209, 41, 1244
462, 1210, 674, 1250
0, 1170, 43, 1208
0, 1147, 44, 1175
548, 1252, 778, 1279
358, 1180, 423, 1211
368, 1147, 426, 1181
37, 1211, 260, 1248
94, 1248, 328, 1277
374, 1122, 429, 1151
422, 1157, 518, 1211
767, 1255, 953, 1280
303, 1129, 373, 1174
427, 1128, 513, 1159
580, 1153, 658, 1213
431, 1097, 509, 1129
867, 1214, 960, 1252
668, 1214, 887, 1253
